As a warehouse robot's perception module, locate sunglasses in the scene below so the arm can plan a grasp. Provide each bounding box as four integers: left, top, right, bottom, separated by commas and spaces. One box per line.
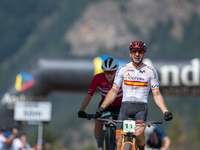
130, 49, 144, 55
104, 71, 116, 75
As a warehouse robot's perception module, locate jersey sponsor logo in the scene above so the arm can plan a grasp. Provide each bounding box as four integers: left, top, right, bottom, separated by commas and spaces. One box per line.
124, 80, 148, 87
127, 69, 134, 72
116, 64, 126, 76
147, 66, 157, 78
15, 72, 35, 92
124, 73, 130, 80
152, 85, 159, 92
139, 70, 145, 73
124, 73, 145, 81
102, 82, 107, 86
152, 85, 159, 88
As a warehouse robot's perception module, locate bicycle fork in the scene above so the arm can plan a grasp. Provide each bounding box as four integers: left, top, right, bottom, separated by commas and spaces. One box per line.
132, 135, 137, 150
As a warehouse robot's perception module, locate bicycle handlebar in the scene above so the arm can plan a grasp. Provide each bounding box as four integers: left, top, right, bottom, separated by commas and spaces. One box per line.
98, 118, 162, 127
85, 114, 97, 120
85, 111, 119, 120
146, 121, 162, 127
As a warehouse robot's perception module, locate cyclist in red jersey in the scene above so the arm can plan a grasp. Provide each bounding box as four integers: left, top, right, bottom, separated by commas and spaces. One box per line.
96, 41, 173, 150
78, 57, 123, 148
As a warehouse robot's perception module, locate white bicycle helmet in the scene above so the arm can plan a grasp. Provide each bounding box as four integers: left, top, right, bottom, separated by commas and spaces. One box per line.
144, 125, 155, 136
101, 57, 119, 71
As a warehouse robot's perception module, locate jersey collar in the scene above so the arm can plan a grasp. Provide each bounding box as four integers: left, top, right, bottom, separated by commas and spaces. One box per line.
132, 62, 143, 67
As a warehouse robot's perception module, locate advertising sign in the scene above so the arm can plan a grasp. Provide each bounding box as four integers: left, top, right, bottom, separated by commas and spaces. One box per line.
14, 102, 52, 122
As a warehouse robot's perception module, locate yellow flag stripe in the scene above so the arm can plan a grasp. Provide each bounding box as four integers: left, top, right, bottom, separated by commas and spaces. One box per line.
93, 57, 103, 75
15, 74, 22, 91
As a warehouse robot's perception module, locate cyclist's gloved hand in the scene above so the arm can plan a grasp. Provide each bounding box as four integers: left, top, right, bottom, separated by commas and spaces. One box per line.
78, 111, 87, 118
96, 107, 105, 118
164, 111, 173, 121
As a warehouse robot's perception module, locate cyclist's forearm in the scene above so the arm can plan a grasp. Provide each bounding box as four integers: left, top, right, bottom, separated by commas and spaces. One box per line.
156, 97, 168, 113
163, 136, 171, 149
153, 91, 169, 113
101, 88, 117, 109
79, 94, 92, 111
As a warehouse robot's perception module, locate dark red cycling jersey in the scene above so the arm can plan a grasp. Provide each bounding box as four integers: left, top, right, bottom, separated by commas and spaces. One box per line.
87, 73, 122, 106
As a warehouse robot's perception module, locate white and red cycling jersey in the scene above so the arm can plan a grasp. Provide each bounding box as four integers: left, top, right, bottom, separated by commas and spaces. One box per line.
113, 62, 159, 103
87, 73, 123, 106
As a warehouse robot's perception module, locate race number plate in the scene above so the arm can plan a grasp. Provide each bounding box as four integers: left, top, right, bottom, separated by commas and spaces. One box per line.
123, 120, 136, 133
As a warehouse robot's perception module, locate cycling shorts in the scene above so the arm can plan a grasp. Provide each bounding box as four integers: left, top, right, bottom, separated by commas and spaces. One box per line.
98, 100, 121, 120
116, 102, 148, 135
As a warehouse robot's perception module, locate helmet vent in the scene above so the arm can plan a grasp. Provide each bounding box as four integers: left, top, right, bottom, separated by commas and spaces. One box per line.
111, 65, 117, 69
108, 58, 113, 67
101, 57, 119, 71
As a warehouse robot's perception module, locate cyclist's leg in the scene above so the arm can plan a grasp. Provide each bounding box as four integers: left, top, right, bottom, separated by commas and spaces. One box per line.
94, 100, 104, 147
134, 103, 148, 150
94, 118, 103, 146
134, 122, 145, 148
115, 107, 123, 150
115, 130, 122, 150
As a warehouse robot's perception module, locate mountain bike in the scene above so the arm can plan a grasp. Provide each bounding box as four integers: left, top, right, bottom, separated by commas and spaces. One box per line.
86, 112, 118, 150
98, 118, 162, 150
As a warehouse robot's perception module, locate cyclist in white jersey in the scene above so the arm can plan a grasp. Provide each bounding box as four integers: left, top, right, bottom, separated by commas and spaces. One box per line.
114, 62, 159, 103
96, 40, 173, 150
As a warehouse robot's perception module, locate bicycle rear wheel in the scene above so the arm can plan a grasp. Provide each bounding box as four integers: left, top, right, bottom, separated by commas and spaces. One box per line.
98, 130, 110, 150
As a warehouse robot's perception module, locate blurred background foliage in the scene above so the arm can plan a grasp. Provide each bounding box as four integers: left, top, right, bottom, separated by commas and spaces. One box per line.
1, 0, 200, 149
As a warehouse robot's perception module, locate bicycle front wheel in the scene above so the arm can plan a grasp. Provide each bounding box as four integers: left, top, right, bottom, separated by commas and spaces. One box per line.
123, 142, 136, 150
98, 130, 110, 150
124, 142, 131, 150
110, 128, 116, 150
